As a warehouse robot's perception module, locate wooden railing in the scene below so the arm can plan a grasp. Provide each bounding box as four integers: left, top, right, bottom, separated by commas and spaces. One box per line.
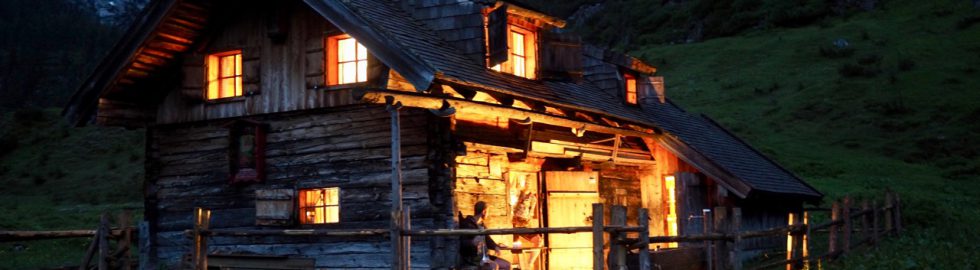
0, 211, 139, 270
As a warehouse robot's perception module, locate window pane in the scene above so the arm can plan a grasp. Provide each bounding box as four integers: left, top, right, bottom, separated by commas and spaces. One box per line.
220, 55, 236, 77
512, 32, 524, 56
340, 62, 357, 84
338, 38, 356, 62
514, 56, 525, 77
325, 206, 339, 223
356, 42, 367, 61
235, 77, 242, 97
220, 78, 235, 98
357, 60, 367, 82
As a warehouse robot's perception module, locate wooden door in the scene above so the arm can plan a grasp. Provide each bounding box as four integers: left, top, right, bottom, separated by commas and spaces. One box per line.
545, 171, 598, 270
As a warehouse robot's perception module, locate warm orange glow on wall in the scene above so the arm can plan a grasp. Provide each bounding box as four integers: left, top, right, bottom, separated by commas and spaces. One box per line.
625, 73, 638, 104
206, 50, 242, 100
299, 187, 340, 224
326, 34, 368, 85
665, 175, 679, 248
490, 25, 536, 79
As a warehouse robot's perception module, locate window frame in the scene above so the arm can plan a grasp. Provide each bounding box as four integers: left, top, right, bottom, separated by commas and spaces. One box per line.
624, 72, 638, 105
325, 34, 370, 86
205, 49, 244, 101
488, 21, 538, 79
297, 187, 342, 225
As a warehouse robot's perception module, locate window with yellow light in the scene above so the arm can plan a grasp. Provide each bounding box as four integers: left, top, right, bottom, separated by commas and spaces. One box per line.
205, 50, 243, 100
326, 34, 369, 85
299, 187, 340, 224
624, 73, 638, 105
490, 25, 536, 79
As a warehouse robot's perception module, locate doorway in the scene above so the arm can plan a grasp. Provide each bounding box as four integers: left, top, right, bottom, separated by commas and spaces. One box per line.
544, 171, 599, 270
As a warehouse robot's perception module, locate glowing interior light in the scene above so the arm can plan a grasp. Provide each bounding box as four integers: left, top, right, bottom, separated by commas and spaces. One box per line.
206, 50, 242, 100
665, 175, 678, 248
300, 187, 340, 224
336, 37, 368, 85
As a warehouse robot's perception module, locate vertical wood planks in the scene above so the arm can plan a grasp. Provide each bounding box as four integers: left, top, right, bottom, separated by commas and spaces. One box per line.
638, 208, 650, 270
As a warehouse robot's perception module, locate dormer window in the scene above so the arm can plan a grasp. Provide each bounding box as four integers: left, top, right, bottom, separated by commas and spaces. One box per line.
490, 25, 537, 79
206, 50, 243, 100
485, 6, 537, 79
326, 34, 369, 85
624, 73, 638, 105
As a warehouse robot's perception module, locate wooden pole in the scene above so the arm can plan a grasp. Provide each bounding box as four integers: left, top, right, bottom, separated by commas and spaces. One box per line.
785, 212, 796, 270
802, 211, 810, 270
871, 200, 879, 247
192, 208, 211, 270
731, 208, 742, 270
842, 197, 852, 255
79, 225, 100, 270
893, 193, 902, 236
609, 206, 627, 270
386, 96, 405, 270
98, 212, 109, 270
860, 200, 869, 244
713, 207, 728, 270
638, 208, 650, 270
828, 202, 840, 259
138, 221, 150, 270
703, 209, 713, 270
592, 203, 604, 270
884, 193, 893, 236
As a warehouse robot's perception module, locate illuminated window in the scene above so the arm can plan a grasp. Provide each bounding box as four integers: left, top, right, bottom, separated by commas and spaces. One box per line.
299, 187, 340, 224
625, 73, 638, 105
664, 175, 678, 248
490, 26, 536, 79
206, 50, 243, 100
326, 35, 369, 85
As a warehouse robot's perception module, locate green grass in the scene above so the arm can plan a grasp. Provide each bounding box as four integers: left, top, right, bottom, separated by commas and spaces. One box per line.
0, 109, 143, 269
634, 0, 980, 268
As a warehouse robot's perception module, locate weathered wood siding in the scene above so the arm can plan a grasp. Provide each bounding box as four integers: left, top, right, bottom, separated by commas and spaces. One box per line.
156, 1, 396, 125
146, 106, 439, 269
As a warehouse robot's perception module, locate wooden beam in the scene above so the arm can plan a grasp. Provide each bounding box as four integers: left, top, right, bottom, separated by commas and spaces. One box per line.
356, 89, 658, 139
654, 135, 752, 198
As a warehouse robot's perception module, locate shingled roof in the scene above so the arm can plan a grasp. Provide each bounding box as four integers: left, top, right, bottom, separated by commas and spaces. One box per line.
327, 0, 820, 199
64, 0, 821, 200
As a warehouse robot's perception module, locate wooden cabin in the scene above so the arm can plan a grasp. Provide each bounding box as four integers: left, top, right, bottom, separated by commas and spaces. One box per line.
64, 0, 822, 269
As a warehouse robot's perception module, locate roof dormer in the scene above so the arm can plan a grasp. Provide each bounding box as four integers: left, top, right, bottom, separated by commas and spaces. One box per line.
483, 2, 576, 80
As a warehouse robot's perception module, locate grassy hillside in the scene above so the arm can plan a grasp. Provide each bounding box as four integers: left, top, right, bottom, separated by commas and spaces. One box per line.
631, 0, 980, 268
0, 109, 143, 269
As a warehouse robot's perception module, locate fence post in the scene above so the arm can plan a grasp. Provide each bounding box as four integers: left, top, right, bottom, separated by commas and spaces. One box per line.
731, 208, 742, 270
593, 203, 605, 270
609, 206, 627, 270
192, 207, 211, 270
828, 202, 840, 259
893, 193, 902, 236
802, 211, 810, 270
138, 221, 150, 270
638, 208, 651, 270
871, 200, 879, 247
860, 200, 869, 243
713, 207, 728, 270
786, 212, 801, 270
703, 209, 712, 270
842, 197, 852, 255
98, 212, 110, 270
884, 193, 893, 236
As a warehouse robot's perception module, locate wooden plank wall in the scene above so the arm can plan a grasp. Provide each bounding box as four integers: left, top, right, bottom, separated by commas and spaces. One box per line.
399, 0, 486, 64
156, 1, 402, 125
147, 106, 436, 269
582, 45, 623, 99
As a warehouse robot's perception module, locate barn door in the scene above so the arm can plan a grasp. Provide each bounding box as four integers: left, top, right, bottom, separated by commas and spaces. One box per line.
545, 171, 598, 270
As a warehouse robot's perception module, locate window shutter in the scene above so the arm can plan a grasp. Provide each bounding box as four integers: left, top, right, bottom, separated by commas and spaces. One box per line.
242, 47, 261, 96
256, 189, 294, 226
487, 5, 509, 67
539, 31, 583, 80
181, 53, 205, 103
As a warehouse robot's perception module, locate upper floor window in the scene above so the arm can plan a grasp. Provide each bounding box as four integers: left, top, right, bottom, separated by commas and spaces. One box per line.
206, 50, 242, 100
490, 26, 536, 79
326, 34, 369, 85
299, 187, 340, 224
624, 73, 638, 105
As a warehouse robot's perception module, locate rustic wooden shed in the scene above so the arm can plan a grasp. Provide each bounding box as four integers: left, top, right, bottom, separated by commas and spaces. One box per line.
63, 0, 822, 269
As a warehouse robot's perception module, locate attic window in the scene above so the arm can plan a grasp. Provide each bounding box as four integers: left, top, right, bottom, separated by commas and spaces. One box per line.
206, 50, 243, 100
299, 187, 340, 224
485, 7, 537, 79
326, 34, 369, 85
624, 73, 638, 105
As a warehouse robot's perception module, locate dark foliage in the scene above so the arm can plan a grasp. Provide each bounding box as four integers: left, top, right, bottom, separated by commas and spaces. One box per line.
819, 45, 856, 58
838, 63, 880, 77
956, 15, 980, 30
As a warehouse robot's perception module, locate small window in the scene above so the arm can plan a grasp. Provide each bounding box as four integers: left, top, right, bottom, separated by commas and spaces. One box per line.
490, 25, 537, 79
206, 50, 243, 100
664, 175, 678, 248
326, 34, 369, 85
624, 73, 638, 105
299, 187, 340, 224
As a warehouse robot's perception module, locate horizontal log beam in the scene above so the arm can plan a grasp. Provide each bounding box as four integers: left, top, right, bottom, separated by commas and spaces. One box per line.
0, 228, 132, 242
192, 229, 389, 237
355, 89, 658, 139
405, 226, 592, 236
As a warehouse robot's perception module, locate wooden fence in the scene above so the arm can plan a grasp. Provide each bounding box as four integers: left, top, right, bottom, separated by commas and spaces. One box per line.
0, 211, 138, 270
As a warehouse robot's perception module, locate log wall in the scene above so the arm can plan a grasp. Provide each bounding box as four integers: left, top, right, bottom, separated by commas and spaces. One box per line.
146, 105, 441, 269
